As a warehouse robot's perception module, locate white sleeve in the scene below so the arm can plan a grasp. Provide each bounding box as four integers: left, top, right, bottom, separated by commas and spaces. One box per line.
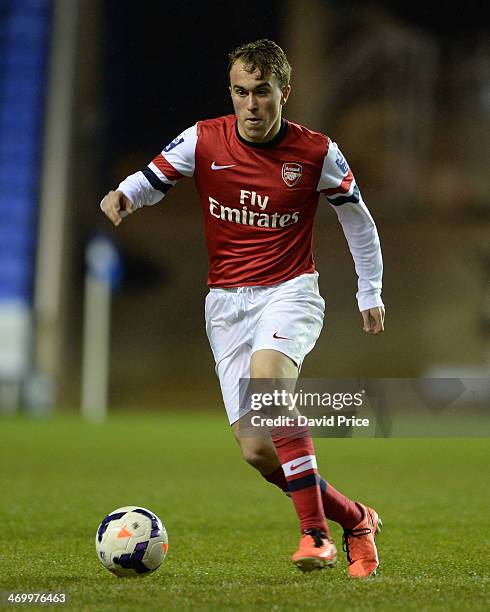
116, 171, 165, 210
116, 123, 198, 210
317, 141, 384, 311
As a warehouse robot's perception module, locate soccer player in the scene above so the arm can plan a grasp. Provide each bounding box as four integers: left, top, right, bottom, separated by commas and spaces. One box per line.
100, 39, 385, 577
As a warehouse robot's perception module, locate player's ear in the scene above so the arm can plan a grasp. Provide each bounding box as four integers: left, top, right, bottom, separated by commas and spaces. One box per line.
281, 85, 291, 105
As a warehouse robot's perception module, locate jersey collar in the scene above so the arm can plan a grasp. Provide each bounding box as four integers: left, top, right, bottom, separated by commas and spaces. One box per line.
234, 119, 288, 149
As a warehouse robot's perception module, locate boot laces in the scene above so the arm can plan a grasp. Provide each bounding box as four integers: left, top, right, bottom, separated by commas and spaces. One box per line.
303, 528, 326, 548
342, 527, 371, 562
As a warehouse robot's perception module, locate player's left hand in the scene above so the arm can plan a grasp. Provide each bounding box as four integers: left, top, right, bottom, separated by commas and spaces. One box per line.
361, 306, 385, 335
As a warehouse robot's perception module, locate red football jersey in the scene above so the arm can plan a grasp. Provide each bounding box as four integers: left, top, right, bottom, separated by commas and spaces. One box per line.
117, 114, 382, 307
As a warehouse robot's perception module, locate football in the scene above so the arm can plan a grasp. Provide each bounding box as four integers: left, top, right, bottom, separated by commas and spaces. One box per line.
95, 506, 168, 576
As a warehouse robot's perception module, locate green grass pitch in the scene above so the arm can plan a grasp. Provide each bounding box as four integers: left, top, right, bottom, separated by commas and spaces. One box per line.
0, 412, 489, 611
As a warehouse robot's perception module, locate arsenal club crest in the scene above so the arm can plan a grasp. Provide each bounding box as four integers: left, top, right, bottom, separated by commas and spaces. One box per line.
282, 162, 303, 187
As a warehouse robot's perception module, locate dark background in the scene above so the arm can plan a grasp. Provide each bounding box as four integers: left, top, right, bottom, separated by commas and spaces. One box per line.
102, 1, 489, 153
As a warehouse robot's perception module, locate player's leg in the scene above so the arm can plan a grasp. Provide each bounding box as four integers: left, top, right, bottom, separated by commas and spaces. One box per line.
206, 286, 327, 569
233, 413, 380, 576
230, 348, 295, 489
248, 275, 331, 557
231, 421, 280, 474
237, 435, 367, 529
248, 348, 337, 571
205, 282, 379, 575
248, 273, 380, 575
232, 419, 365, 528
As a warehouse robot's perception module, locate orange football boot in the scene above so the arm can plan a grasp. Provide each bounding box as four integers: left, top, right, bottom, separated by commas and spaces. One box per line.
292, 528, 338, 572
342, 503, 382, 577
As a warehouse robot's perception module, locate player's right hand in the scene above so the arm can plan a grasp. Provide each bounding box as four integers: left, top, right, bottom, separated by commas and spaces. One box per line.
100, 190, 134, 227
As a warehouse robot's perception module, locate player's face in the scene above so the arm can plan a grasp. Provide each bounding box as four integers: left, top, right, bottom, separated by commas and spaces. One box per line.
229, 61, 291, 143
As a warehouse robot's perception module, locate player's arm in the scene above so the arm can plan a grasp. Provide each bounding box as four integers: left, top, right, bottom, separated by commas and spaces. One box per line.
317, 140, 385, 335
100, 124, 198, 226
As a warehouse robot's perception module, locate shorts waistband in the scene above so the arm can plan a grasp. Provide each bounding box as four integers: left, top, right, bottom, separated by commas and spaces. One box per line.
209, 271, 318, 294
210, 284, 276, 294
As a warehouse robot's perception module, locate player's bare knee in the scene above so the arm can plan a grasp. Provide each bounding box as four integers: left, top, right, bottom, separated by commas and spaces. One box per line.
238, 438, 276, 471
241, 447, 261, 468
241, 446, 273, 470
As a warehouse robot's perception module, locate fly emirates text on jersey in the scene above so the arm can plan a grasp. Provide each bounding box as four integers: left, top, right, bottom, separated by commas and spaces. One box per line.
208, 189, 300, 229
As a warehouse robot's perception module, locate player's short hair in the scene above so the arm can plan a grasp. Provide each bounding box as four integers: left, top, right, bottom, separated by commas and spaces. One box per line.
228, 39, 292, 89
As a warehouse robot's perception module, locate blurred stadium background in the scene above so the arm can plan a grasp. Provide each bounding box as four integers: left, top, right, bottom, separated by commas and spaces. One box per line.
0, 0, 489, 416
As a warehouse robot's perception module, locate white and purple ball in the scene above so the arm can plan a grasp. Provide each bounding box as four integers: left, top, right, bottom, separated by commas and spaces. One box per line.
95, 506, 168, 577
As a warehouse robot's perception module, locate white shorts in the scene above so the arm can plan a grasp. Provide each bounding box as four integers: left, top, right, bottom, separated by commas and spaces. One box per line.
205, 272, 325, 425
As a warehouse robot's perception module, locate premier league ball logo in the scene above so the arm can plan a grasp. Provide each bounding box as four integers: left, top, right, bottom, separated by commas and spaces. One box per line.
282, 162, 303, 187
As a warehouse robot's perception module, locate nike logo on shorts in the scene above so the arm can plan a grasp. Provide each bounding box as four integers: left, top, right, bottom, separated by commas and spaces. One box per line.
273, 332, 289, 340
211, 162, 236, 170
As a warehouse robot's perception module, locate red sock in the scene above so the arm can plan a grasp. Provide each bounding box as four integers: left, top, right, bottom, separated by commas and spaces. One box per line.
318, 479, 363, 529
270, 422, 327, 534
262, 468, 362, 529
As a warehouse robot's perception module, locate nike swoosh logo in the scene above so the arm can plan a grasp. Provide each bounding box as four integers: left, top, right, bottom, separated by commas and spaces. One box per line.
273, 332, 289, 340
290, 459, 312, 471
211, 162, 236, 170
